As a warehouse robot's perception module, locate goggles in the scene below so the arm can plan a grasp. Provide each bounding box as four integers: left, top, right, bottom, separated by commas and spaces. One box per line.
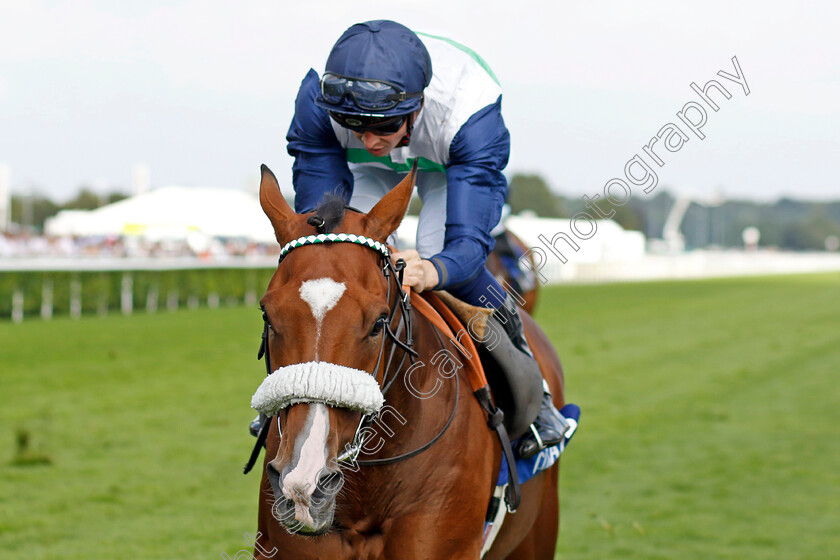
329, 112, 407, 135
320, 73, 423, 112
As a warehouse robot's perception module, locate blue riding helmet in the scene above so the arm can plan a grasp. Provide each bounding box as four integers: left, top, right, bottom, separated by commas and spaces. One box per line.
315, 20, 432, 118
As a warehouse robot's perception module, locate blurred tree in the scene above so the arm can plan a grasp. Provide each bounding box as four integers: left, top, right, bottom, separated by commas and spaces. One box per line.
782, 211, 840, 250
633, 189, 674, 239
63, 188, 102, 210
507, 173, 565, 217
825, 201, 840, 223
782, 222, 824, 250
8, 188, 127, 232
10, 195, 60, 231
105, 192, 129, 205
609, 203, 644, 232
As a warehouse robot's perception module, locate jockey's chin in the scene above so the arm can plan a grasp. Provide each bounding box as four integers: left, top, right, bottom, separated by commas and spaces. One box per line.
353, 123, 408, 158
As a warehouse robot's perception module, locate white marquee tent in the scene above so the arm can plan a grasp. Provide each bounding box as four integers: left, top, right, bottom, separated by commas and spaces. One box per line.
45, 186, 277, 243
43, 186, 646, 282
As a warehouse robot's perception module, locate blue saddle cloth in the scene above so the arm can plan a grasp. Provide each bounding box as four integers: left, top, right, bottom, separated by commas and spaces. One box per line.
498, 254, 537, 293
496, 403, 580, 486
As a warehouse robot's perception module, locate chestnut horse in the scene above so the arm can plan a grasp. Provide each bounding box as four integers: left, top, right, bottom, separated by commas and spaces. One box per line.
486, 229, 540, 315
250, 163, 566, 559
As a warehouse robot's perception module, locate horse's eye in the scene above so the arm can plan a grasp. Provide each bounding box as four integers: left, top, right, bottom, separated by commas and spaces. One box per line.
370, 314, 388, 337
261, 307, 273, 330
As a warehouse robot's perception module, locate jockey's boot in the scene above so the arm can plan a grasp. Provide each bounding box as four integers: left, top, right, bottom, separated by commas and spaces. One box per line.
487, 296, 570, 460
249, 412, 265, 437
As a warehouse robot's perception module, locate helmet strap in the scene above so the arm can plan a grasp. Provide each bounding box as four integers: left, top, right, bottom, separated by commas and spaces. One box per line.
397, 103, 422, 148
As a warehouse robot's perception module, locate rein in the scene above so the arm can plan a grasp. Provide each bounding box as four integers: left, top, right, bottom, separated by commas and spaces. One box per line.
356, 322, 459, 466
244, 230, 459, 474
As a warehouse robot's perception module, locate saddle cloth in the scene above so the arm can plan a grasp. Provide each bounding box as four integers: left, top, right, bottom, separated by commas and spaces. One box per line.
411, 291, 580, 557
410, 291, 580, 473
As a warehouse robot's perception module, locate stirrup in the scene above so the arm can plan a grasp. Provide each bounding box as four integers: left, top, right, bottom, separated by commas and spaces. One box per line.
527, 423, 545, 450
249, 414, 262, 438
518, 421, 561, 460
517, 387, 570, 459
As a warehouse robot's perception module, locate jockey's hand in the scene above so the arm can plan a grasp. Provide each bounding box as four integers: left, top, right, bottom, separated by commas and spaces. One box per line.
392, 250, 439, 293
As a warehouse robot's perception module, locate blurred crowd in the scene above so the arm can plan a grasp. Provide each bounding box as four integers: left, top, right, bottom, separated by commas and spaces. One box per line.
0, 231, 279, 260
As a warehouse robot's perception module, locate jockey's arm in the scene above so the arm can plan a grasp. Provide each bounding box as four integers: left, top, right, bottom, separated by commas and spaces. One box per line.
287, 69, 353, 212
414, 99, 510, 292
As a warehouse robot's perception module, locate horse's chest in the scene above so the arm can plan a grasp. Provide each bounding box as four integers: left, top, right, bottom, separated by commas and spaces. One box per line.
337, 527, 386, 560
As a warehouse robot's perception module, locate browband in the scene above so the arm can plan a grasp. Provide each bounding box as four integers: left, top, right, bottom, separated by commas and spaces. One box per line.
277, 233, 390, 264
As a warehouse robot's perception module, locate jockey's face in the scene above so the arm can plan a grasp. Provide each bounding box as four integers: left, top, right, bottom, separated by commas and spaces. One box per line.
352, 120, 408, 158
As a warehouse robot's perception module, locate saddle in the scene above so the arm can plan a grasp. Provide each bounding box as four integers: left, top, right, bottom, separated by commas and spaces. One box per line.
410, 290, 526, 510
413, 290, 538, 439
413, 291, 579, 556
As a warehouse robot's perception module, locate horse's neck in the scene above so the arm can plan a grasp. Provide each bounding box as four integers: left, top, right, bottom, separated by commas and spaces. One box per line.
395, 309, 454, 398
370, 314, 462, 450
341, 317, 463, 512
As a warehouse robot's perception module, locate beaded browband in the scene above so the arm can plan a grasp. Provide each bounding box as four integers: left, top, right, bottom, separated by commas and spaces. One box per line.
277, 233, 390, 264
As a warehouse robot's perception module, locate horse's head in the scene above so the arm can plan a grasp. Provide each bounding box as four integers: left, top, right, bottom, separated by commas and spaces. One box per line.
251, 164, 416, 534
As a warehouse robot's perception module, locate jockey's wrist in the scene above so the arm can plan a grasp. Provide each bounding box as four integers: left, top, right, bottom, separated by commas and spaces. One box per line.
427, 257, 446, 290
422, 258, 441, 291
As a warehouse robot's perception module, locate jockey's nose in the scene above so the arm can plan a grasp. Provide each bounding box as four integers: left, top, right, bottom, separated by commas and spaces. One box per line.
360, 132, 379, 150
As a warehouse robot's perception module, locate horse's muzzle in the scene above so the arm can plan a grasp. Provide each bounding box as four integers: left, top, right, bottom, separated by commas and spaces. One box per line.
267, 462, 343, 535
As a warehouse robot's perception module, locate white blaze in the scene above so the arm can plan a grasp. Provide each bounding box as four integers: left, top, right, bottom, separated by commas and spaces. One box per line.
299, 278, 346, 360
282, 403, 330, 503
299, 278, 346, 322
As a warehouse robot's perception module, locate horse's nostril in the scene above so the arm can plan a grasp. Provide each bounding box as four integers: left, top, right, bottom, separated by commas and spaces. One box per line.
266, 460, 282, 483
317, 468, 344, 496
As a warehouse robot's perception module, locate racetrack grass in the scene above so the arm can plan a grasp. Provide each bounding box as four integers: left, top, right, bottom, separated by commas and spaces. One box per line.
0, 307, 266, 558
541, 273, 840, 560
0, 273, 838, 558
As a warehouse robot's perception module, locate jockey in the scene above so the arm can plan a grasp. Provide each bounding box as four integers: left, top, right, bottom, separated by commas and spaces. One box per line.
284, 20, 567, 459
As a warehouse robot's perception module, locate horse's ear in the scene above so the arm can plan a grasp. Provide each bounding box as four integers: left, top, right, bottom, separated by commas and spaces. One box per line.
363, 159, 418, 241
259, 164, 295, 244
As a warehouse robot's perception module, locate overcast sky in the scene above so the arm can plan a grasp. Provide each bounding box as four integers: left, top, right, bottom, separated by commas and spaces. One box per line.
1, 0, 838, 204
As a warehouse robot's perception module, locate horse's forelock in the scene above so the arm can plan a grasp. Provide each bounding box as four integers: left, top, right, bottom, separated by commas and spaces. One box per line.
310, 194, 347, 234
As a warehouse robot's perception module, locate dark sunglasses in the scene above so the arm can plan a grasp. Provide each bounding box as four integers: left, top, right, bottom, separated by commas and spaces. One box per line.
329, 112, 408, 135
321, 73, 422, 112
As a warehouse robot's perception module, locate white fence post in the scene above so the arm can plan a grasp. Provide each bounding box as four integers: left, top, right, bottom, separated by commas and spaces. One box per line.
146, 283, 159, 313
12, 288, 23, 323
41, 278, 54, 320
70, 277, 82, 319
121, 273, 133, 315
167, 290, 179, 312
96, 273, 108, 316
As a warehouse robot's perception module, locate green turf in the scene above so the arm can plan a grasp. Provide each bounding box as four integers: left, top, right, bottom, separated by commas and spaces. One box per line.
0, 273, 838, 558
541, 273, 840, 560
0, 307, 267, 558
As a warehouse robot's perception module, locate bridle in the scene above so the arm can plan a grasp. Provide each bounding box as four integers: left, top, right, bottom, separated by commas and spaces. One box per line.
244, 229, 458, 474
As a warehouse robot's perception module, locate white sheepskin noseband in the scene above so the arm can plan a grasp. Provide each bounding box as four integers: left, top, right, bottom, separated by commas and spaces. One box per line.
251, 361, 385, 416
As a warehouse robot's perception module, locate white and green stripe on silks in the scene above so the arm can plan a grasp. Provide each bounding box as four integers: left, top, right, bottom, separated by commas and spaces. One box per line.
330, 31, 504, 175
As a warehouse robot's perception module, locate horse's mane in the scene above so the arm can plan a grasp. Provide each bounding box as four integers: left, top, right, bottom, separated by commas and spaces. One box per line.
307, 193, 347, 234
